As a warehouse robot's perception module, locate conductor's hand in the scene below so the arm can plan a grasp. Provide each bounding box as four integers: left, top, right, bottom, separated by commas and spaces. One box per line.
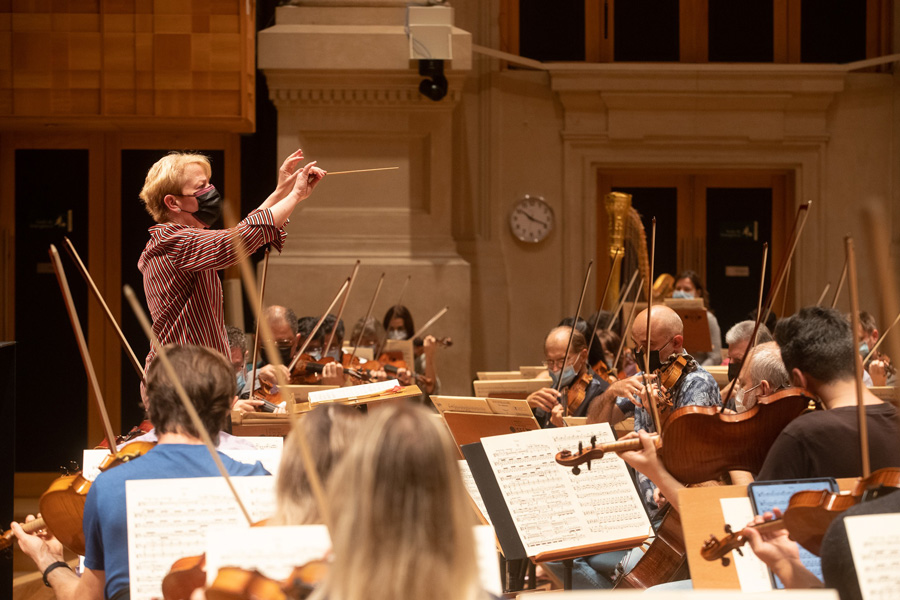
290, 161, 326, 202
273, 149, 307, 201
527, 387, 561, 412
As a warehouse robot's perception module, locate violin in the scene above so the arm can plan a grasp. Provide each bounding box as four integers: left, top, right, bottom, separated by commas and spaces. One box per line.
648, 353, 693, 428
289, 354, 369, 386
95, 419, 154, 449
556, 387, 815, 484
4, 440, 156, 556
701, 467, 900, 564
163, 554, 328, 600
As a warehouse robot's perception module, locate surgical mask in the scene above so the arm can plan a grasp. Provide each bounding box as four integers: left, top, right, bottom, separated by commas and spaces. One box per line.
859, 342, 870, 358
180, 184, 222, 227
326, 348, 343, 361
236, 371, 246, 394
727, 360, 742, 382
387, 329, 407, 340
734, 382, 762, 413
549, 365, 578, 388
306, 348, 323, 360
672, 290, 693, 299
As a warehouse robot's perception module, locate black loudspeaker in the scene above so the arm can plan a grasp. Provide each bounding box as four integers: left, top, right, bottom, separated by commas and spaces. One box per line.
0, 342, 15, 596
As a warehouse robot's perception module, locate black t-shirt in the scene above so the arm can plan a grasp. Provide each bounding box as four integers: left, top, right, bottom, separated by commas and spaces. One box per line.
757, 403, 900, 481
821, 488, 900, 600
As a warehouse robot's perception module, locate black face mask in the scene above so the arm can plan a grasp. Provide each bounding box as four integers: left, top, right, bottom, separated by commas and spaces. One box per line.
727, 360, 742, 382
634, 348, 663, 373
181, 184, 222, 227
276, 344, 294, 365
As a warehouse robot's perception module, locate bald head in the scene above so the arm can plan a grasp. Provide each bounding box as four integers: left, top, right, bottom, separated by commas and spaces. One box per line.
262, 305, 300, 354
543, 326, 588, 375
631, 306, 684, 353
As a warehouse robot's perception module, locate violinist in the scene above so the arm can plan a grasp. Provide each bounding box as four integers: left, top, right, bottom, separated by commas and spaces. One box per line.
11, 345, 270, 600
308, 404, 493, 600
741, 485, 900, 600
722, 320, 774, 406
756, 307, 900, 481
587, 305, 721, 435
137, 149, 325, 373
254, 308, 345, 388
226, 325, 268, 413
858, 311, 894, 387
671, 270, 723, 366
616, 342, 791, 513
526, 326, 610, 427
383, 305, 440, 394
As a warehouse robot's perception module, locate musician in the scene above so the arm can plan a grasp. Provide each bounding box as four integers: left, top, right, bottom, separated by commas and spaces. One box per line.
270, 404, 363, 525
742, 488, 900, 600
256, 307, 344, 387
587, 306, 721, 432
309, 404, 492, 600
526, 326, 610, 427
616, 342, 790, 512
722, 320, 774, 408
225, 325, 268, 413
11, 344, 270, 600
756, 306, 900, 481
137, 149, 324, 371
858, 311, 893, 387
672, 270, 723, 366
383, 305, 440, 394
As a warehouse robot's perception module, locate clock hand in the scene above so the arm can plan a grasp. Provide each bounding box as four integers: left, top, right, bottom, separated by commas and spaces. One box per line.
516, 207, 549, 227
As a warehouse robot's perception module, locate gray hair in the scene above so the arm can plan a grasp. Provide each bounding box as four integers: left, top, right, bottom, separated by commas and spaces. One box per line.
746, 342, 790, 390
725, 320, 774, 346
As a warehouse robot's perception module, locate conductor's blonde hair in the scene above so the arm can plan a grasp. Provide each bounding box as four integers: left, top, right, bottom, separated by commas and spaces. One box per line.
311, 404, 485, 600
139, 152, 211, 223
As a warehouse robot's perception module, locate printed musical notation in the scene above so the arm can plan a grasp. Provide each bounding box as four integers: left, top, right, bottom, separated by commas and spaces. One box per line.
125, 476, 276, 600
479, 423, 651, 557
846, 513, 900, 600
459, 460, 492, 525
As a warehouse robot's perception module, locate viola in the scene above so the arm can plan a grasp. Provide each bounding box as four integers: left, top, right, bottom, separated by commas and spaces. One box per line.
591, 359, 619, 385
95, 419, 154, 449
163, 555, 328, 600
556, 387, 814, 484
289, 354, 368, 386
701, 467, 900, 564
564, 370, 594, 417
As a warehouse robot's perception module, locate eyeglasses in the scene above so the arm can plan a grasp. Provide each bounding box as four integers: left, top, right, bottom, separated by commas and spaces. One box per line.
542, 357, 576, 370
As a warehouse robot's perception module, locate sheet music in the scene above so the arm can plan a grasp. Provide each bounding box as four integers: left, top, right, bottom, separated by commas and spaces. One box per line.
719, 497, 773, 592
238, 437, 284, 450
221, 449, 283, 477
486, 398, 534, 416
307, 379, 399, 404
474, 525, 502, 596
459, 460, 492, 525
126, 476, 275, 600
205, 525, 331, 584
479, 423, 650, 557
846, 513, 900, 600
432, 395, 493, 414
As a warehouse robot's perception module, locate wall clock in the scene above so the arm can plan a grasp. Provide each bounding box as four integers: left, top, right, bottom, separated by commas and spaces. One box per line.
509, 195, 554, 243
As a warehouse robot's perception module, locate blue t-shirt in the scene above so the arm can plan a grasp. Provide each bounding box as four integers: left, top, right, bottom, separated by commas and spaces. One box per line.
82, 444, 269, 600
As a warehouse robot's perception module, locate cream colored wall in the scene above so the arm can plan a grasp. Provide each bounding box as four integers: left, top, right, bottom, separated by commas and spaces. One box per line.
260, 1, 900, 389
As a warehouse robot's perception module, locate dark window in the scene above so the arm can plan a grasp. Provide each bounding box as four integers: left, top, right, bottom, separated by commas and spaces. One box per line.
801, 0, 866, 63
519, 0, 585, 61
705, 188, 772, 336
708, 0, 774, 62
15, 149, 89, 470
614, 0, 680, 62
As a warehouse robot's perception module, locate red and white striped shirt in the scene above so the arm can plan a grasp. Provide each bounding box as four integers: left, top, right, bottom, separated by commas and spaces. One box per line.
138, 209, 286, 369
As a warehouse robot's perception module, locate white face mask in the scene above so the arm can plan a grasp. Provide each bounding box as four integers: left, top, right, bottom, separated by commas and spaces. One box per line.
387, 329, 407, 340
672, 290, 693, 299
734, 382, 762, 413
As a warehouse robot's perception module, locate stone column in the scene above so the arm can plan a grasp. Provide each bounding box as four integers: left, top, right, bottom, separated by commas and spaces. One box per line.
258, 1, 473, 394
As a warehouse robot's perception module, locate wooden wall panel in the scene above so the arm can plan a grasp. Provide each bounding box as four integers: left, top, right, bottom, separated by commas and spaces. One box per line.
0, 0, 254, 131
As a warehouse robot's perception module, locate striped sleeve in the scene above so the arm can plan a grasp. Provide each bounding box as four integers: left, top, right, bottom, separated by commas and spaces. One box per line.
168, 209, 286, 272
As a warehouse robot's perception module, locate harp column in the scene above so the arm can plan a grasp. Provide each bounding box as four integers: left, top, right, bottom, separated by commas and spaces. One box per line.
258, 2, 473, 394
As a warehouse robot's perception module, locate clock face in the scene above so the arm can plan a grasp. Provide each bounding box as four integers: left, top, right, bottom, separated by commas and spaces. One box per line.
509, 196, 554, 243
